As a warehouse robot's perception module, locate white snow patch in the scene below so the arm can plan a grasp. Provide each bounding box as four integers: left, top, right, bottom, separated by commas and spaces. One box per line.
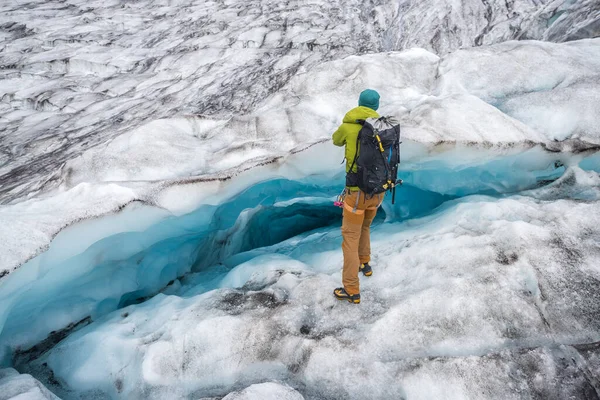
221, 382, 304, 400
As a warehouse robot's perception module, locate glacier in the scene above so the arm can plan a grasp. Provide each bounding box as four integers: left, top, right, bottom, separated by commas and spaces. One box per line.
1, 0, 600, 203
1, 0, 600, 399
10, 166, 600, 400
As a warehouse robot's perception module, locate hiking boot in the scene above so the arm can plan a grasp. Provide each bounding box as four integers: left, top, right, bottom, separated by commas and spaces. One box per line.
360, 263, 373, 277
333, 288, 360, 304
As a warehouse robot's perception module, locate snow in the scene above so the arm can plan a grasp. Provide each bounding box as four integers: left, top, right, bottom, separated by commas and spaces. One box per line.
436, 39, 600, 143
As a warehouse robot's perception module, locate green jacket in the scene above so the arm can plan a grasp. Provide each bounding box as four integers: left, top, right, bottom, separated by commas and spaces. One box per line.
332, 106, 380, 190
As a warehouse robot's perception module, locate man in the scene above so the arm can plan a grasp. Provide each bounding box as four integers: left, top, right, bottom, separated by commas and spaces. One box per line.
331, 89, 384, 304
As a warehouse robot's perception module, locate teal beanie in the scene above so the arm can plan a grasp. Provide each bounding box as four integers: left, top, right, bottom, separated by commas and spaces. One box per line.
358, 89, 380, 111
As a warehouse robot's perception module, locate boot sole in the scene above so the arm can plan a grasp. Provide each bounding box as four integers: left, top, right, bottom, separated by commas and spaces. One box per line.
336, 297, 360, 304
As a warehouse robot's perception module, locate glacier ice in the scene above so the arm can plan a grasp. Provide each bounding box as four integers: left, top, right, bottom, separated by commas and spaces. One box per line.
0, 368, 58, 400
51, 39, 600, 196
219, 382, 304, 400
11, 166, 599, 400
1, 0, 599, 202
0, 2, 600, 399
0, 140, 580, 364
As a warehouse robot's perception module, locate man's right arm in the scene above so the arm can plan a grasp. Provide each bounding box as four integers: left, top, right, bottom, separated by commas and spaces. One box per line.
332, 124, 346, 147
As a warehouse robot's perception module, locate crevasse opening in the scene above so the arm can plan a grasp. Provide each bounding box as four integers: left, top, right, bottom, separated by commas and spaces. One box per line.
0, 142, 579, 369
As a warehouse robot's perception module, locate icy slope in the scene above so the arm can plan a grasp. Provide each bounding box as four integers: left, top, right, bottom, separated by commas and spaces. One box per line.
1, 0, 599, 202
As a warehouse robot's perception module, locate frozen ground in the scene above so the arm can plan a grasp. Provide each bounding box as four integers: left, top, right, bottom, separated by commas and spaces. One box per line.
1, 1, 600, 399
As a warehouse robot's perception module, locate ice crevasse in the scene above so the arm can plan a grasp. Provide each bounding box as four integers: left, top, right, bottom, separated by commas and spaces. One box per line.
0, 39, 600, 399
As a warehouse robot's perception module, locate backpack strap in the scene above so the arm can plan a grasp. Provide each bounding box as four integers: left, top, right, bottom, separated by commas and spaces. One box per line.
347, 136, 359, 174
347, 119, 366, 175
373, 132, 393, 190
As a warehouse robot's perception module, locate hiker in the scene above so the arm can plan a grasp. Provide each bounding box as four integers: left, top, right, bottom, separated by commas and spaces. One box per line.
331, 89, 400, 304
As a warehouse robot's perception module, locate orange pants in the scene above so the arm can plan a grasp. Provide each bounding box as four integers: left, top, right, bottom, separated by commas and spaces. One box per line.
341, 190, 383, 295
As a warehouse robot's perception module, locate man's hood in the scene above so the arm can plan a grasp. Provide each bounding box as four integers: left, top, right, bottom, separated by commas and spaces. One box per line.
342, 106, 380, 124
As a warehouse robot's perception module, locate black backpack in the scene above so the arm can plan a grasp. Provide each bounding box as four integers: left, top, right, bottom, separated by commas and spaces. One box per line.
346, 117, 401, 202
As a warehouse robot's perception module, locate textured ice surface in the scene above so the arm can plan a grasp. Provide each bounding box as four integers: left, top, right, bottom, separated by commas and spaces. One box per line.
220, 382, 304, 400
20, 167, 600, 400
1, 0, 599, 202
437, 39, 600, 144
0, 35, 599, 394
1, 1, 600, 398
0, 368, 59, 400
2, 39, 599, 278
0, 140, 577, 360
48, 40, 600, 188
0, 39, 600, 270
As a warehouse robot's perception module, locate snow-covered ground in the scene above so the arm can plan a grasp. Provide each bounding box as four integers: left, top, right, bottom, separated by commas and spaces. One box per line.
1, 0, 600, 399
